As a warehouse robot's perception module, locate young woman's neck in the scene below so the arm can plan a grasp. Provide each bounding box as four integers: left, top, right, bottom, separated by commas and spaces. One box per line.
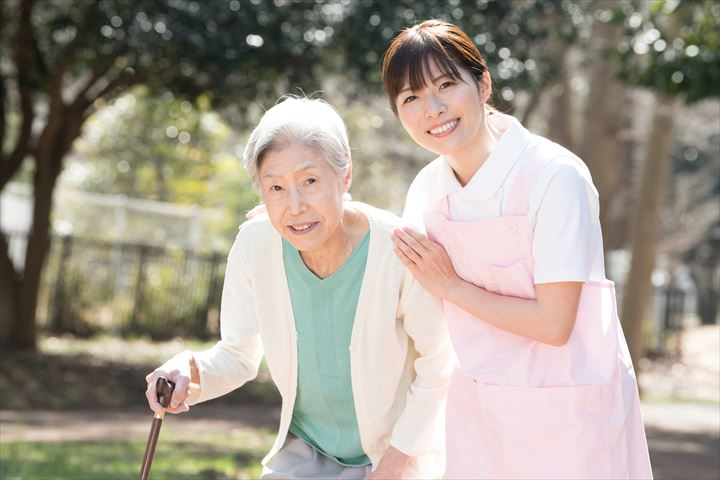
445, 111, 507, 187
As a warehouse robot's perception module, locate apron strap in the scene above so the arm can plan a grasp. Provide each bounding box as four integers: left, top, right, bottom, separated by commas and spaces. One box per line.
503, 155, 552, 217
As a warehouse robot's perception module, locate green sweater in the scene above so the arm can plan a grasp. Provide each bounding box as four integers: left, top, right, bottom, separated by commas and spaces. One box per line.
283, 232, 371, 466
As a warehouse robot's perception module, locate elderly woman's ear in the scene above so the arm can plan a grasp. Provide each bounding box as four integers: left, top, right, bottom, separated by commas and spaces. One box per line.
343, 159, 353, 191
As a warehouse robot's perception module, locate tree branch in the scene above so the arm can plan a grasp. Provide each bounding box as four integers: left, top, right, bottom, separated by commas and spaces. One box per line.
1, 0, 37, 191
74, 68, 146, 113
51, 0, 102, 99
72, 44, 127, 107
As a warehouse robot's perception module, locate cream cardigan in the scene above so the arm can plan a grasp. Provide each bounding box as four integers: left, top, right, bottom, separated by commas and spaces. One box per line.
189, 202, 454, 478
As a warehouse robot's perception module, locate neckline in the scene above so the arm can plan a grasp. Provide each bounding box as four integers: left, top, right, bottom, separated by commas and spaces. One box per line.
283, 230, 370, 287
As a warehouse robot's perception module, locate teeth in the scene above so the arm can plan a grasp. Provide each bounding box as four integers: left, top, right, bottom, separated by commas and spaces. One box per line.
291, 223, 313, 231
429, 120, 458, 135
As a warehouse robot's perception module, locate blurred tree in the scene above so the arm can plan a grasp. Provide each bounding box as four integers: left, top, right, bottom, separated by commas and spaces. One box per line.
0, 0, 344, 349
579, 1, 626, 245
77, 87, 233, 204
329, 0, 586, 118
616, 0, 720, 365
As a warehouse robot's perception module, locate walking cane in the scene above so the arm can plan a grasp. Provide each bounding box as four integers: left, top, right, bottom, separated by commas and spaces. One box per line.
140, 377, 175, 480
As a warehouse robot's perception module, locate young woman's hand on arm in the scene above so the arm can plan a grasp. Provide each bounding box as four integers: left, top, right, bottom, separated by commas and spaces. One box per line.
392, 227, 582, 347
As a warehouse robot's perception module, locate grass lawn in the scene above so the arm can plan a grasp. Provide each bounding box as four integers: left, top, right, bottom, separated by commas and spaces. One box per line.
0, 430, 275, 480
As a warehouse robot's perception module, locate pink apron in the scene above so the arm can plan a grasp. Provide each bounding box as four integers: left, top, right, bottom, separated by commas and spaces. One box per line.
424, 156, 652, 479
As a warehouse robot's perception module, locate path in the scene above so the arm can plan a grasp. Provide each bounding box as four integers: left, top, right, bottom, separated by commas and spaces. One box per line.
2, 401, 718, 479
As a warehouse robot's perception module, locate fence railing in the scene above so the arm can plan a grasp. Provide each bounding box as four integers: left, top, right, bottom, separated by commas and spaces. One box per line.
7, 232, 226, 340
3, 230, 692, 347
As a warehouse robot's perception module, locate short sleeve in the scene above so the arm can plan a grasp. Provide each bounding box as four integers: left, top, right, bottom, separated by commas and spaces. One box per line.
530, 161, 599, 284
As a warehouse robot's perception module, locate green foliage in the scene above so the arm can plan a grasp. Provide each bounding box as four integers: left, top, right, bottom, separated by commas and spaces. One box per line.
329, 0, 588, 105
616, 0, 720, 102
76, 86, 238, 204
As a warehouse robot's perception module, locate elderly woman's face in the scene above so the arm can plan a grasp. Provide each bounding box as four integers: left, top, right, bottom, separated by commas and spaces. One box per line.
258, 143, 349, 254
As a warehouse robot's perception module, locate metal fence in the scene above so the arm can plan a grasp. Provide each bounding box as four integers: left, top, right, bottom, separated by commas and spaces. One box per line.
9, 232, 226, 340
4, 230, 692, 346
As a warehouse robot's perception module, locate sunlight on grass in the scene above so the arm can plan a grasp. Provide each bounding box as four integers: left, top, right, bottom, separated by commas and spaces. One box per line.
39, 334, 218, 366
0, 430, 274, 479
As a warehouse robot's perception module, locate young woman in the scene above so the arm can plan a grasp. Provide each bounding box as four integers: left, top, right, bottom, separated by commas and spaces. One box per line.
145, 97, 453, 479
383, 20, 653, 479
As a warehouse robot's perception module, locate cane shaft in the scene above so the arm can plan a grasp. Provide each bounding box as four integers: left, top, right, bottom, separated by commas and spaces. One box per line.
140, 417, 163, 480
140, 377, 173, 480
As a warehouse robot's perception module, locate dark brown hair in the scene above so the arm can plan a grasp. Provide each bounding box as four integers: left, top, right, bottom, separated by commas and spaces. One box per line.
381, 19, 490, 115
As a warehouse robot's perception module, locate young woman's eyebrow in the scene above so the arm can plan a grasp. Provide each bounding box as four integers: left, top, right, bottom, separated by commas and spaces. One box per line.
431, 73, 455, 83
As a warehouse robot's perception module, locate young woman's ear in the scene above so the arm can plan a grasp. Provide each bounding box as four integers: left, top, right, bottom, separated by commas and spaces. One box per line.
478, 72, 493, 104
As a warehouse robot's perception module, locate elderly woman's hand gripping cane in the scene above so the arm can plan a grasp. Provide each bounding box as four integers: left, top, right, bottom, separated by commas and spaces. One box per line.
141, 352, 200, 479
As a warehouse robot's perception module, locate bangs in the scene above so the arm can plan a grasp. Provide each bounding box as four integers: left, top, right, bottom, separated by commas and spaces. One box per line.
383, 30, 463, 106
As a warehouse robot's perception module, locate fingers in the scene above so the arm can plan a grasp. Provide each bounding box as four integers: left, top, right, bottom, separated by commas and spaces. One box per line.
145, 365, 191, 414
394, 237, 423, 264
402, 226, 443, 255
164, 402, 190, 414
145, 380, 164, 415
169, 375, 190, 409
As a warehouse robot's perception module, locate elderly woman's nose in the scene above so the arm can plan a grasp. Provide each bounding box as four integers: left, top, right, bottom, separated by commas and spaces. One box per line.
288, 188, 306, 212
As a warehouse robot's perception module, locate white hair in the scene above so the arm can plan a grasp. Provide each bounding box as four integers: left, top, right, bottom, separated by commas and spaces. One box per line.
243, 96, 351, 190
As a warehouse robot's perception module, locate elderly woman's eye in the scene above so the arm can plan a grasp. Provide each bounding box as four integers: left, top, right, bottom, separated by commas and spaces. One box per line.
270, 185, 282, 192
306, 178, 317, 185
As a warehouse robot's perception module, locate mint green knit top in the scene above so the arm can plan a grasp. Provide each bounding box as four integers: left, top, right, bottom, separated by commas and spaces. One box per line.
283, 231, 371, 466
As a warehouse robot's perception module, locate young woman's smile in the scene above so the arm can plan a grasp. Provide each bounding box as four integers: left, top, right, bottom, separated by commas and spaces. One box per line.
427, 118, 460, 137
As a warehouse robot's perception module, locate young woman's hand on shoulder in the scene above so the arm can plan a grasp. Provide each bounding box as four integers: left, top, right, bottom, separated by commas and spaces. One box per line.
392, 226, 462, 299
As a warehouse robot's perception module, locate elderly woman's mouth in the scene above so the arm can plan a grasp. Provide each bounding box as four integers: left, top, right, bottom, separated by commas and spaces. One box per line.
288, 222, 318, 234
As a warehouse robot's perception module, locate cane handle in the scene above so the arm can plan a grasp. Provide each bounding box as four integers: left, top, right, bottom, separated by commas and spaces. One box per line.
156, 377, 176, 409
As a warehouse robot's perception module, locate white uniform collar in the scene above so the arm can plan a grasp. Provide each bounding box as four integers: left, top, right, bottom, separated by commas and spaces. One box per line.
428, 114, 530, 204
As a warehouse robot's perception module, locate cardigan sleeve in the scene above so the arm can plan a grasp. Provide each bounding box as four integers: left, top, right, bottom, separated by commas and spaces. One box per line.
188, 231, 264, 404
389, 269, 455, 456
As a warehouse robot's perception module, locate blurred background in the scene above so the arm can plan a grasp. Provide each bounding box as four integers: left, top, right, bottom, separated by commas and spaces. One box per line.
1, 0, 718, 478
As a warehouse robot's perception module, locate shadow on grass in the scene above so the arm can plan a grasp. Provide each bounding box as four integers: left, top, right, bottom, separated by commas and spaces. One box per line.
0, 348, 280, 411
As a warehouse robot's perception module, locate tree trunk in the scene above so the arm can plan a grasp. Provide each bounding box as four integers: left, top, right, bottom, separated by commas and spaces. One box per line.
8, 100, 79, 349
546, 45, 575, 151
9, 155, 59, 349
579, 12, 624, 245
620, 94, 678, 368
0, 233, 20, 347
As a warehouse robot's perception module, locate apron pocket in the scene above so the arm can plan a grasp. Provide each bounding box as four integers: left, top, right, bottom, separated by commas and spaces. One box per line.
485, 260, 535, 299
472, 382, 614, 479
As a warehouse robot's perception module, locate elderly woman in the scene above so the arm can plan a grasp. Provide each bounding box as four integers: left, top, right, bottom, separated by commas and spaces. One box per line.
145, 97, 453, 479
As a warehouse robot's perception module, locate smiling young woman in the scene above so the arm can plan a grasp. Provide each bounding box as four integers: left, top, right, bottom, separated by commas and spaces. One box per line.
382, 19, 653, 479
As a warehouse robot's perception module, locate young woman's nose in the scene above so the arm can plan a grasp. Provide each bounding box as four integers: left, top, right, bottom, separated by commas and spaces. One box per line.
425, 92, 447, 118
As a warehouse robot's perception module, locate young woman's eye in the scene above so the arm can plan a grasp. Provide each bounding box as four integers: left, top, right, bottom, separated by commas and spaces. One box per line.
440, 81, 455, 90
402, 95, 417, 104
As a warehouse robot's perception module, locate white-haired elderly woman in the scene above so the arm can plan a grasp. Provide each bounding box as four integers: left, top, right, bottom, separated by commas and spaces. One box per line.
145, 97, 454, 479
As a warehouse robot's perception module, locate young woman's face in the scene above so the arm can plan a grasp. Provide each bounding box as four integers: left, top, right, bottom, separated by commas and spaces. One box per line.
258, 143, 349, 254
395, 60, 490, 157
